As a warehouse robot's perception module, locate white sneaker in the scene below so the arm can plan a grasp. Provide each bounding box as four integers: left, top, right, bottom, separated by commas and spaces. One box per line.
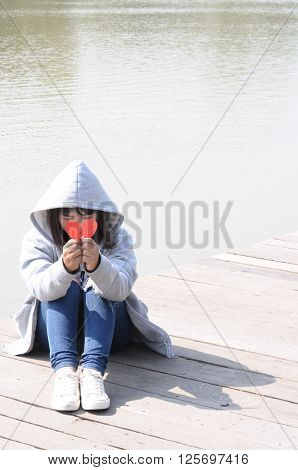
79, 368, 110, 410
51, 366, 80, 411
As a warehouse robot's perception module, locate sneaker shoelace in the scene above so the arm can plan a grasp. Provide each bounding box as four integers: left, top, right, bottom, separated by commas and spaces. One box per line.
81, 371, 105, 396
55, 372, 79, 397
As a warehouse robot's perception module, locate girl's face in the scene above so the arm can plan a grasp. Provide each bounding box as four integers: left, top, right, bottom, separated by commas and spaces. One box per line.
58, 208, 97, 233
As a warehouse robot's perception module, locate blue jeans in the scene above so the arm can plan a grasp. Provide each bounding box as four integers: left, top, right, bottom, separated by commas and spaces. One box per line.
33, 280, 134, 374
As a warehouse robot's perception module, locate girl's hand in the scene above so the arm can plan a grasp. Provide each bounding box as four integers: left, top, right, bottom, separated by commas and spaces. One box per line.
82, 237, 100, 271
62, 239, 83, 272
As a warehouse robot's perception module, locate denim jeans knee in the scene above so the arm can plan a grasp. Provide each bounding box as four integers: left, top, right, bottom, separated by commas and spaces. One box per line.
34, 281, 134, 374
78, 289, 116, 374
35, 280, 82, 371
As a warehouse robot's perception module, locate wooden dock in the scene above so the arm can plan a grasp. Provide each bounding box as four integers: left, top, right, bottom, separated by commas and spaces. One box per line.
1, 231, 298, 450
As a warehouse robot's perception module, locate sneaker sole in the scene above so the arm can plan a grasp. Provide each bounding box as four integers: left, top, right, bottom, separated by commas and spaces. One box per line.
81, 398, 110, 411
51, 399, 80, 412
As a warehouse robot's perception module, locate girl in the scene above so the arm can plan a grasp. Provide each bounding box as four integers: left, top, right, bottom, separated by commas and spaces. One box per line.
2, 160, 175, 412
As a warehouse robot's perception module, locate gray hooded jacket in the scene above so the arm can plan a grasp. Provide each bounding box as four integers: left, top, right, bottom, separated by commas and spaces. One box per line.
1, 160, 176, 359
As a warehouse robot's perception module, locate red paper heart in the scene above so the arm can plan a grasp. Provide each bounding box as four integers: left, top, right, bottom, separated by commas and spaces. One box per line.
81, 219, 98, 238
64, 219, 98, 240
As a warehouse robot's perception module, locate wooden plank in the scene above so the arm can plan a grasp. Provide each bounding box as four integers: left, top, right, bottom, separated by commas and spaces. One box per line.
263, 239, 298, 250
154, 261, 298, 297
216, 243, 298, 265
133, 275, 298, 360
136, 271, 298, 326
0, 317, 18, 339
171, 336, 298, 383
2, 331, 298, 404
154, 256, 298, 291
1, 334, 298, 434
0, 358, 196, 450
0, 398, 192, 450
0, 355, 297, 449
0, 436, 40, 450
1, 229, 297, 449
3, 265, 298, 362
0, 414, 116, 450
273, 233, 298, 243
108, 348, 298, 403
2, 392, 295, 451
212, 253, 298, 273
202, 257, 298, 282
2, 328, 298, 384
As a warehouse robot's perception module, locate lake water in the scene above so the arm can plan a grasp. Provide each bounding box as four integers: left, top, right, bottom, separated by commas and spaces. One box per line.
0, 0, 298, 316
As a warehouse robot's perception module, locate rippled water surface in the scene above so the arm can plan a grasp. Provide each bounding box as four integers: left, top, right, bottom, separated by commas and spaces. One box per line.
0, 1, 297, 314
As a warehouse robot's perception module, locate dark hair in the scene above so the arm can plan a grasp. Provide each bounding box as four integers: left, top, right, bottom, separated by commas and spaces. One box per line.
46, 207, 118, 252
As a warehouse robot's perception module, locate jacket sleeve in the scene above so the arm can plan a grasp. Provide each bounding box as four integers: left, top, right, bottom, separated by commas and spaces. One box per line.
86, 228, 138, 302
19, 229, 78, 302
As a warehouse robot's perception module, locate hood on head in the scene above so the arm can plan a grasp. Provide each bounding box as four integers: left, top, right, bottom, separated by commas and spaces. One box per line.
30, 159, 124, 244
